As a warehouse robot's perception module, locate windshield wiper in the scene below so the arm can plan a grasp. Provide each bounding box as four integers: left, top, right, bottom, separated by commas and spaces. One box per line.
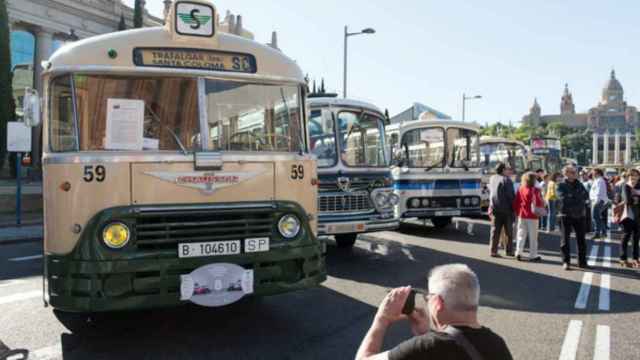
146, 105, 188, 155
424, 157, 444, 172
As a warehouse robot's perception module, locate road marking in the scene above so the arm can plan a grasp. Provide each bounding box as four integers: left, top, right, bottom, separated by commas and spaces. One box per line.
598, 274, 610, 311
588, 245, 600, 266
574, 272, 593, 309
602, 247, 612, 268
8, 254, 43, 262
31, 343, 62, 360
559, 320, 583, 360
0, 290, 41, 305
0, 279, 25, 287
593, 325, 610, 360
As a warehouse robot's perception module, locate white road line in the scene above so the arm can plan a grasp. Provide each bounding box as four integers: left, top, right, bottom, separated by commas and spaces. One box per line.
0, 290, 41, 305
603, 246, 612, 268
598, 274, 611, 311
593, 325, 610, 360
559, 320, 583, 360
588, 245, 600, 266
575, 272, 593, 309
31, 343, 62, 360
8, 254, 43, 262
0, 279, 25, 287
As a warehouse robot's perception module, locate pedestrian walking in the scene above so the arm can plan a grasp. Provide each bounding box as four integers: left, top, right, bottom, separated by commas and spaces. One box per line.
590, 168, 609, 239
557, 165, 590, 270
513, 172, 545, 262
546, 172, 561, 232
488, 163, 516, 257
539, 174, 550, 230
618, 168, 640, 268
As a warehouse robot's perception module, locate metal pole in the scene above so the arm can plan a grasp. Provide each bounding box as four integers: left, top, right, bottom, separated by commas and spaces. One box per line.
16, 152, 22, 225
462, 93, 466, 122
343, 26, 348, 98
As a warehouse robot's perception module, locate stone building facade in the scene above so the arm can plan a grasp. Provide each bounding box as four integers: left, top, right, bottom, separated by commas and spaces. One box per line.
522, 70, 638, 166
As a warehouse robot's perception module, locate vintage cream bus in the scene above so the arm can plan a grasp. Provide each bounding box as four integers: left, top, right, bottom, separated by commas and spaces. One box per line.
307, 96, 399, 248
387, 116, 482, 228
38, 0, 326, 325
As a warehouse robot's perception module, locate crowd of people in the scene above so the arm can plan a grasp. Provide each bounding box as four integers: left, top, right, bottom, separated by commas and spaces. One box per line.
488, 163, 640, 269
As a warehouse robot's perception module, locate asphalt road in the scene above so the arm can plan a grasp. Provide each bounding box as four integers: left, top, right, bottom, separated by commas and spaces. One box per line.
1, 218, 639, 360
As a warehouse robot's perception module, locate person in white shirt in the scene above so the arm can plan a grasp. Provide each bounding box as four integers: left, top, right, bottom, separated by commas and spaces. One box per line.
590, 168, 609, 239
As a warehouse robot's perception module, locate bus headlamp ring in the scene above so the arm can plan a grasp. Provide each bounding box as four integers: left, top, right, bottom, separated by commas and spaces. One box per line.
102, 222, 130, 249
278, 214, 301, 239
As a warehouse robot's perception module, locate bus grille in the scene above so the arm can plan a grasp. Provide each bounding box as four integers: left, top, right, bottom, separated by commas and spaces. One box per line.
135, 207, 275, 250
318, 191, 373, 213
428, 198, 459, 208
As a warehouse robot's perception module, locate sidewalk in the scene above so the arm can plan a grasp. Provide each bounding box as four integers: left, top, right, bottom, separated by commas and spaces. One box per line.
0, 212, 43, 245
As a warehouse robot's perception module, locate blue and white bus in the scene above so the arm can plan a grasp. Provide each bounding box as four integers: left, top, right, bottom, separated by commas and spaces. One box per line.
387, 117, 482, 228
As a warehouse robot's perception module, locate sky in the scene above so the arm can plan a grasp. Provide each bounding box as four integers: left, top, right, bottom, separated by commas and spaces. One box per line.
123, 0, 640, 125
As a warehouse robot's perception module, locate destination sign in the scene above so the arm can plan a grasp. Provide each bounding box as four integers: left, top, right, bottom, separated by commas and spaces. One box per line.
133, 48, 257, 74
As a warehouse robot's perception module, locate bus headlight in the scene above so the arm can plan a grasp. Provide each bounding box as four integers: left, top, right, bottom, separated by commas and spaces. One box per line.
374, 192, 390, 208
278, 214, 301, 239
464, 198, 471, 206
410, 198, 421, 208
102, 222, 130, 249
388, 194, 400, 206
471, 197, 480, 206
421, 198, 430, 207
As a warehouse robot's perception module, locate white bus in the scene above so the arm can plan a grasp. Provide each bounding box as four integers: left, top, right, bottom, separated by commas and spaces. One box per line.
387, 115, 482, 228
308, 96, 399, 248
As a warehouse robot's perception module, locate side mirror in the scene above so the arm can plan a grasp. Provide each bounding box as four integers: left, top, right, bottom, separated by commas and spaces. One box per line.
23, 88, 41, 128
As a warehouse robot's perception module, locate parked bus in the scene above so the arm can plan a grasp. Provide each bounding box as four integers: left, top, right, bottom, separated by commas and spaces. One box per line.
308, 96, 399, 248
387, 116, 482, 228
531, 136, 563, 174
479, 137, 528, 211
36, 0, 326, 328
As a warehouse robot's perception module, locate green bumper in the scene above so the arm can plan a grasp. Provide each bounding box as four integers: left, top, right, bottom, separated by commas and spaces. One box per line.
46, 201, 326, 313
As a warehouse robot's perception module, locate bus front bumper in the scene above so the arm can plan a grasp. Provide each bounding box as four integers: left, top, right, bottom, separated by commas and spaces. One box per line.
46, 242, 325, 313
317, 213, 399, 236
401, 208, 482, 219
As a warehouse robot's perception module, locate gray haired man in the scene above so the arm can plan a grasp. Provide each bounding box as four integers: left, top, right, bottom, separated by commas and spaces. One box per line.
356, 264, 513, 360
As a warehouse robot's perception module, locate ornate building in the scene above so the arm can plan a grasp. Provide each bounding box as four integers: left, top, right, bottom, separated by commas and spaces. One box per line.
522, 70, 638, 165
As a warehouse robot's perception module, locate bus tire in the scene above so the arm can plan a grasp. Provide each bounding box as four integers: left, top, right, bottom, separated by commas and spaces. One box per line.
432, 217, 452, 229
335, 233, 358, 248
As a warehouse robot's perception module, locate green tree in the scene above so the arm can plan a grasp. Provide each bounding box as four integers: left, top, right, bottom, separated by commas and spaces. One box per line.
0, 0, 12, 171
563, 129, 592, 164
133, 0, 144, 28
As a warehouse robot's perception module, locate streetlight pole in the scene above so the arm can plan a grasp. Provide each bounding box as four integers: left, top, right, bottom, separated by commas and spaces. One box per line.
343, 26, 375, 98
462, 93, 482, 121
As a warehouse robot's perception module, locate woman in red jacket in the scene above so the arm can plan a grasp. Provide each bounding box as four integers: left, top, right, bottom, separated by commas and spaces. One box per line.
513, 172, 545, 262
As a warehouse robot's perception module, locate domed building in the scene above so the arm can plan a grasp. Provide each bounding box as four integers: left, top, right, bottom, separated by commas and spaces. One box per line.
522, 70, 638, 165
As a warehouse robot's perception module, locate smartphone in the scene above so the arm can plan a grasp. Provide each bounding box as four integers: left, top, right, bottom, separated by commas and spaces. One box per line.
402, 288, 428, 315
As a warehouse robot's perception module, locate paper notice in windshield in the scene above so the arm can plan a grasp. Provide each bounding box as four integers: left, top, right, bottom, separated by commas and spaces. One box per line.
105, 99, 144, 150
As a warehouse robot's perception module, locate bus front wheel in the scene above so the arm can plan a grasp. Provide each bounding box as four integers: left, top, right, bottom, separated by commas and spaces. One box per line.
335, 233, 358, 248
431, 217, 452, 229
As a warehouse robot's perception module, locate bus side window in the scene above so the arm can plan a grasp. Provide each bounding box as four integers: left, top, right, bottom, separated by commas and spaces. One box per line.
49, 76, 78, 152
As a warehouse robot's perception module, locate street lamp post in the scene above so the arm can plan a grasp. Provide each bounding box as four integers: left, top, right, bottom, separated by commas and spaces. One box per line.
343, 26, 375, 98
462, 93, 482, 122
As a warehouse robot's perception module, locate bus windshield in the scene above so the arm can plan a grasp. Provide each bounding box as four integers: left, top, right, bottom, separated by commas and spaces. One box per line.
480, 142, 527, 174
400, 127, 445, 168
447, 127, 480, 168
338, 111, 387, 167
309, 109, 337, 167
204, 80, 303, 152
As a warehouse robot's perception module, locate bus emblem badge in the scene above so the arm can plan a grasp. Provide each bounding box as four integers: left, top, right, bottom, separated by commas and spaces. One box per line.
144, 171, 264, 194
337, 177, 351, 193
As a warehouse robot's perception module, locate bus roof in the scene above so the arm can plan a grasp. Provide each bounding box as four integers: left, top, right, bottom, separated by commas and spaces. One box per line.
307, 97, 384, 116
388, 119, 481, 133
45, 2, 304, 84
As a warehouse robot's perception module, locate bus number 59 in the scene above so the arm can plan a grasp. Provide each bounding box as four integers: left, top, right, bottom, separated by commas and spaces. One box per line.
83, 165, 106, 182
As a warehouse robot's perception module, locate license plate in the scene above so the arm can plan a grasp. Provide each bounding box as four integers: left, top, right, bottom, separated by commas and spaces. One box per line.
328, 222, 366, 234
179, 240, 241, 258
244, 237, 270, 253
435, 210, 461, 216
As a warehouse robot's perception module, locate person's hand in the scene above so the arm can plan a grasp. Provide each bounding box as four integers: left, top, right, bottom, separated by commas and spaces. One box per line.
408, 307, 430, 336
374, 286, 411, 327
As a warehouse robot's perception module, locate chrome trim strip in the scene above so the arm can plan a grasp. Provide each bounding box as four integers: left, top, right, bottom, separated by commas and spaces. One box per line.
43, 151, 314, 164
44, 66, 305, 85
136, 203, 277, 213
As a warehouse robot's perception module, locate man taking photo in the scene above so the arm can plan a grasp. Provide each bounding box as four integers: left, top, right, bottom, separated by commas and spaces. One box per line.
355, 264, 513, 360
